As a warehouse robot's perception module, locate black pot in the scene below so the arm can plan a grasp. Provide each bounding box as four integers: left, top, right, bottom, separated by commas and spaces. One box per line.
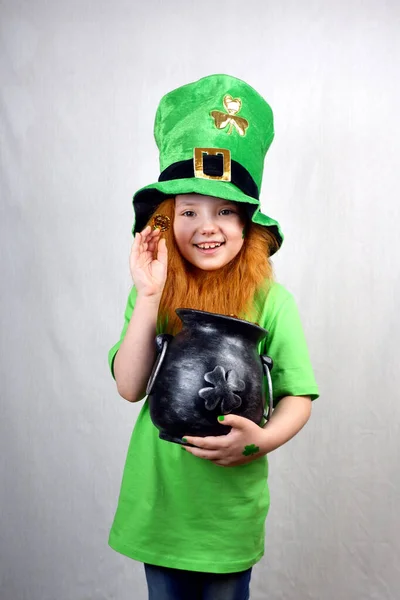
146, 308, 273, 445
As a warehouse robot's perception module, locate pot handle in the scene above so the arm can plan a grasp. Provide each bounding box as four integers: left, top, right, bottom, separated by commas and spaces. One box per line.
261, 355, 274, 421
146, 334, 173, 396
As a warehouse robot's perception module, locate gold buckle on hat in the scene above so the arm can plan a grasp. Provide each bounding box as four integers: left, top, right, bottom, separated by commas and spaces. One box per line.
193, 148, 231, 182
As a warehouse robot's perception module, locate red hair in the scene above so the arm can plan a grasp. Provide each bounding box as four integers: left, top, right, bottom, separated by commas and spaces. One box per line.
146, 198, 277, 334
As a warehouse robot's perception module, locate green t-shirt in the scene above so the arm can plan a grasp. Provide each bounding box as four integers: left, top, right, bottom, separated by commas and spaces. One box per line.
108, 282, 319, 573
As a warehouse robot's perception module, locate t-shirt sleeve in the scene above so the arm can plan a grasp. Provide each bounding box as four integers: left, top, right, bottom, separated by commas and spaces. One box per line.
108, 286, 138, 380
261, 288, 319, 403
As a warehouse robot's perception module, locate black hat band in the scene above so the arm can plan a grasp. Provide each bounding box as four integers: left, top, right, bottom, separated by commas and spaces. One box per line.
158, 154, 259, 200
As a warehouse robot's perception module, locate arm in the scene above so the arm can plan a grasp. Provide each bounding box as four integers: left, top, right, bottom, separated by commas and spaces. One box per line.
183, 395, 312, 467
261, 394, 312, 453
113, 293, 161, 402
113, 226, 168, 402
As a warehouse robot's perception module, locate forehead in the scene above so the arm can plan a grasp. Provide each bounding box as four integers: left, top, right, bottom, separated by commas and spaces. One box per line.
175, 194, 239, 208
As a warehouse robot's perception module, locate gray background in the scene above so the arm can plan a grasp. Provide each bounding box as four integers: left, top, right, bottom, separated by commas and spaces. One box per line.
1, 1, 399, 599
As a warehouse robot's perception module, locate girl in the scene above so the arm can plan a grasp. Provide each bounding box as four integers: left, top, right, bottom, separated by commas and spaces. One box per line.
108, 75, 319, 600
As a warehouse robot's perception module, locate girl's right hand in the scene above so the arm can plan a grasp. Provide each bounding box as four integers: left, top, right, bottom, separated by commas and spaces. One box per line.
129, 226, 168, 298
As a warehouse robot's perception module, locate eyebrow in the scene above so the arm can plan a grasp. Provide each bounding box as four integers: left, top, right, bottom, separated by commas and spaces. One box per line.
175, 200, 237, 208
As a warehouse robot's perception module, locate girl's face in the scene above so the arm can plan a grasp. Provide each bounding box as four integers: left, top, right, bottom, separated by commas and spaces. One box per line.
173, 194, 246, 271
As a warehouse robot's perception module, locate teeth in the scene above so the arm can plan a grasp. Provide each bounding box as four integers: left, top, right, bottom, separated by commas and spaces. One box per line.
196, 242, 222, 249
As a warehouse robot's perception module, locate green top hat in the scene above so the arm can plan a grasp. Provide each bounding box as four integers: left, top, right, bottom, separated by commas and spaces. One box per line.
133, 74, 283, 253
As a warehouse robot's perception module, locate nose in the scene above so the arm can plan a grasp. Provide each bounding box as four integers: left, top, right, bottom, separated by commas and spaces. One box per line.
199, 215, 218, 235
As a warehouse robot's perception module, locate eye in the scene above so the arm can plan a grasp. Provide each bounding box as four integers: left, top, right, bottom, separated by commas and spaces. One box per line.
220, 208, 236, 216
181, 210, 196, 217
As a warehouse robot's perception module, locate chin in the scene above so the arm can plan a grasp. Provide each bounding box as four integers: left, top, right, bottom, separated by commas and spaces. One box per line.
192, 258, 233, 272
181, 248, 238, 271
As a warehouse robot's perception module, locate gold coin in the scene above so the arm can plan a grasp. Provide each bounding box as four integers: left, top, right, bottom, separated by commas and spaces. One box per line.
152, 214, 170, 232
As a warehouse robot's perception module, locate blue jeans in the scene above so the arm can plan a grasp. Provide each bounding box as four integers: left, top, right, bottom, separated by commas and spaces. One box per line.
144, 563, 252, 600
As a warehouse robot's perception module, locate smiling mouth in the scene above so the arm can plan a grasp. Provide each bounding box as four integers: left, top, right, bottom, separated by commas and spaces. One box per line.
194, 242, 225, 249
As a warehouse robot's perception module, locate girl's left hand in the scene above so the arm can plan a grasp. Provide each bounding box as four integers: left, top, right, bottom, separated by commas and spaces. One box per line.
182, 415, 270, 467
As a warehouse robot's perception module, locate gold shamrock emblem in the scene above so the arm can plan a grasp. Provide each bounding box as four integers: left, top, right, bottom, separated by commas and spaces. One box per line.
210, 94, 249, 136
